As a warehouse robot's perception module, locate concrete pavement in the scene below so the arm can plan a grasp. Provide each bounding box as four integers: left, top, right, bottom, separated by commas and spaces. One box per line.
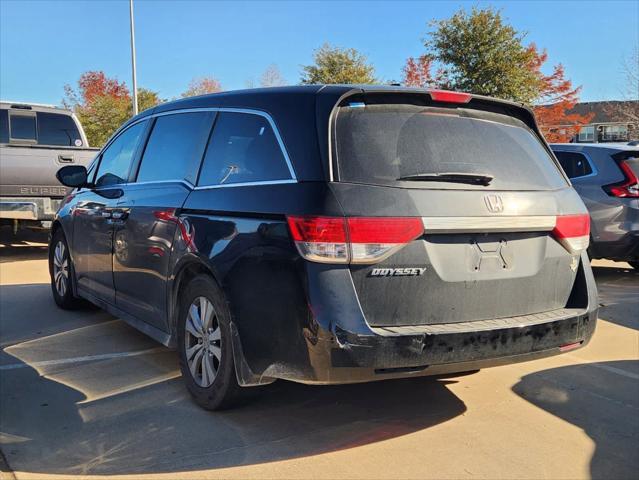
0, 233, 637, 479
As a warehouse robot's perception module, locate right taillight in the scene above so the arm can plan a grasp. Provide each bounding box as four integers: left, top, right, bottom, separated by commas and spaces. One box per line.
604, 158, 639, 198
553, 214, 590, 254
286, 216, 423, 264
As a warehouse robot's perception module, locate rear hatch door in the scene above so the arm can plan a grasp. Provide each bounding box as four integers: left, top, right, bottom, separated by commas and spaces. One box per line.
330, 96, 587, 327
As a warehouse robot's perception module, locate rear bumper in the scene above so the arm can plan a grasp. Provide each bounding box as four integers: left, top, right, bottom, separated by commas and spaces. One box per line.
590, 232, 639, 262
249, 306, 597, 385
0, 197, 62, 221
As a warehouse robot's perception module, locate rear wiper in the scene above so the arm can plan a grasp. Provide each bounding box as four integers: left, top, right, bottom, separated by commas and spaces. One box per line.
398, 172, 494, 186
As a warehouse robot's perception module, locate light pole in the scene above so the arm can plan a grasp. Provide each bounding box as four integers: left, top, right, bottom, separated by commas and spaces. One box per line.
129, 0, 138, 115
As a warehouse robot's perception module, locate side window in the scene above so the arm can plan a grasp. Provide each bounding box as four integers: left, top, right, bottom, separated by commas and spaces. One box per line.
136, 112, 214, 184
95, 121, 146, 187
0, 110, 8, 143
36, 112, 82, 147
554, 151, 593, 179
198, 112, 292, 186
9, 112, 37, 142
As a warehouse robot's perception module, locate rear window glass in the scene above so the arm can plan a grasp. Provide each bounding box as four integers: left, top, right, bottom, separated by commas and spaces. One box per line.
554, 151, 593, 178
9, 114, 36, 141
36, 112, 82, 146
333, 104, 567, 190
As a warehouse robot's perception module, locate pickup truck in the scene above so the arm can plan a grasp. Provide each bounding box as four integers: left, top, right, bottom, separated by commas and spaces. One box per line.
0, 102, 98, 231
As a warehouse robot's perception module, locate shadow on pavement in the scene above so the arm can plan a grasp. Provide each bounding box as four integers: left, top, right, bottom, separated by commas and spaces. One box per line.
1, 358, 467, 475
591, 266, 639, 331
0, 229, 49, 264
513, 360, 639, 480
0, 280, 468, 476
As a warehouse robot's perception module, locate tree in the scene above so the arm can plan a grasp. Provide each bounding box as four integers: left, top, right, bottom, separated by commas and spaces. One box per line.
63, 71, 162, 147
606, 48, 639, 124
529, 46, 594, 142
260, 64, 286, 87
418, 7, 591, 141
137, 87, 162, 113
424, 7, 541, 104
402, 55, 435, 88
301, 43, 377, 85
181, 76, 222, 97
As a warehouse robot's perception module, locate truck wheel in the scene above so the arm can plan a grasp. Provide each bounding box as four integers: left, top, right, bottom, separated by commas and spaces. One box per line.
177, 274, 244, 410
49, 229, 83, 309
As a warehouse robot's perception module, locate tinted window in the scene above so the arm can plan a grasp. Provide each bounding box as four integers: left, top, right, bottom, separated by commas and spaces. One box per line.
0, 110, 8, 143
334, 104, 567, 190
10, 114, 36, 141
554, 151, 593, 179
95, 121, 146, 187
37, 112, 82, 146
198, 112, 291, 186
137, 112, 214, 183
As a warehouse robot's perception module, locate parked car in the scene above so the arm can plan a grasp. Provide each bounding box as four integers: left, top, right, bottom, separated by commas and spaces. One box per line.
551, 143, 638, 269
51, 86, 598, 410
0, 102, 98, 232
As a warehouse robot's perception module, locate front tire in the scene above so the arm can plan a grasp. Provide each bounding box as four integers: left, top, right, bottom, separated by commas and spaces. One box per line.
177, 275, 243, 410
49, 229, 83, 309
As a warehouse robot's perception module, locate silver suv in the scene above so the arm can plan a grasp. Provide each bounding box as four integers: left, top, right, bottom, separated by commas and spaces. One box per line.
551, 143, 639, 269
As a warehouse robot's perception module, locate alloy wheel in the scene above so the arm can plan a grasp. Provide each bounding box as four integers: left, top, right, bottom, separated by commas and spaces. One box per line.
53, 241, 69, 297
184, 296, 222, 387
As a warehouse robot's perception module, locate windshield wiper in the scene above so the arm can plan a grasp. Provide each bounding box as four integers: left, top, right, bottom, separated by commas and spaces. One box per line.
398, 172, 494, 186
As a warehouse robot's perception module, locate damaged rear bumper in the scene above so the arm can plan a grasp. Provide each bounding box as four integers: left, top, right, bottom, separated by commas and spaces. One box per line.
234, 306, 597, 386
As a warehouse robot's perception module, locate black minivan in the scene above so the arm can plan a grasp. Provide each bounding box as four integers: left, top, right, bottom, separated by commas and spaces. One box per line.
52, 86, 598, 410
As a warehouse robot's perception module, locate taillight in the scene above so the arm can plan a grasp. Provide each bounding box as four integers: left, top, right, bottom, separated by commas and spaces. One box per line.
286, 216, 423, 264
604, 159, 639, 198
552, 214, 590, 254
428, 89, 472, 104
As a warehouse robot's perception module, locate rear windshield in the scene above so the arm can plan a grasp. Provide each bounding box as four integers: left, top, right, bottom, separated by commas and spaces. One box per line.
333, 104, 567, 190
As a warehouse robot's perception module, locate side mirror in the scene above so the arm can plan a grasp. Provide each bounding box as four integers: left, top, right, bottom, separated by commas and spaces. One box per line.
56, 165, 89, 188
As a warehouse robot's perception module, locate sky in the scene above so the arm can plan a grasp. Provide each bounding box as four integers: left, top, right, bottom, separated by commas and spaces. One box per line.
1, 0, 637, 105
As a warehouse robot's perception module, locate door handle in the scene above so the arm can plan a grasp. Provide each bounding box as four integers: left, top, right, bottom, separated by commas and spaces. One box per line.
58, 154, 74, 163
111, 209, 129, 221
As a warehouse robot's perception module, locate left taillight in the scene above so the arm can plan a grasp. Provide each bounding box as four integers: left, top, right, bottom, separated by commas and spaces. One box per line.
286, 216, 423, 264
552, 214, 590, 254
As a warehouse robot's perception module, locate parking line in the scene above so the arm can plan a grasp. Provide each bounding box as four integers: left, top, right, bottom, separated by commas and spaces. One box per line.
0, 347, 166, 371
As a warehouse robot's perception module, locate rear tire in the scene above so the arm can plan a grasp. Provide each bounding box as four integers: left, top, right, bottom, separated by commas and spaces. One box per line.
49, 229, 83, 309
177, 274, 244, 410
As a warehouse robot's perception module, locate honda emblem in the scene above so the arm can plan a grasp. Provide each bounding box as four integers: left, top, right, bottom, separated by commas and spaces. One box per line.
484, 194, 504, 213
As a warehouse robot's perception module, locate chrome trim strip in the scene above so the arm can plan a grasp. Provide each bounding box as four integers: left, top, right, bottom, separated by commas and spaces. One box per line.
421, 215, 556, 233
116, 107, 297, 185
371, 307, 586, 336
193, 179, 297, 190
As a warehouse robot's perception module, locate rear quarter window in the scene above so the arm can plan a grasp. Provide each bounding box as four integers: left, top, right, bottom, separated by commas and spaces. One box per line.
333, 104, 568, 191
198, 112, 292, 186
553, 151, 593, 179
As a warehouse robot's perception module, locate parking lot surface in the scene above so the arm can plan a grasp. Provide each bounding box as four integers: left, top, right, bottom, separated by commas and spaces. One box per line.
0, 232, 637, 480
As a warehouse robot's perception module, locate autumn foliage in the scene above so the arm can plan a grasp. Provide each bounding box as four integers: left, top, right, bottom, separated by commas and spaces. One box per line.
64, 71, 161, 147
529, 46, 594, 142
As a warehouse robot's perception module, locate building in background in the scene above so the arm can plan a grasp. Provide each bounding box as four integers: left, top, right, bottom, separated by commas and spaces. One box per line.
569, 101, 638, 143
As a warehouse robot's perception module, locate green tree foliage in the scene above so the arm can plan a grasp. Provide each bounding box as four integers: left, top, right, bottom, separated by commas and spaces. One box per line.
63, 71, 162, 147
301, 43, 377, 85
425, 7, 541, 104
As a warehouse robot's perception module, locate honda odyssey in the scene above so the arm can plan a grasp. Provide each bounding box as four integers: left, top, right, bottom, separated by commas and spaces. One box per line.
51, 86, 598, 410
